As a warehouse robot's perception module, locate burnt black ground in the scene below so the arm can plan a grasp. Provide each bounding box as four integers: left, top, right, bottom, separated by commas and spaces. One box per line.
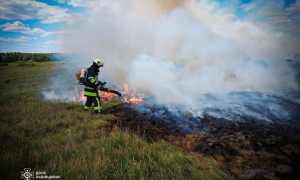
103, 103, 300, 179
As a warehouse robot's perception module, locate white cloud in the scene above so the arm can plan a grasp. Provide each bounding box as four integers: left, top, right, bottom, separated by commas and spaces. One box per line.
45, 30, 71, 46
56, 0, 66, 3
0, 21, 72, 44
256, 1, 285, 16
0, 0, 79, 24
46, 40, 62, 45
285, 0, 300, 13
236, 0, 300, 35
238, 0, 286, 18
0, 21, 49, 37
0, 36, 31, 42
239, 3, 256, 12
55, 0, 105, 8
267, 16, 291, 24
50, 30, 70, 36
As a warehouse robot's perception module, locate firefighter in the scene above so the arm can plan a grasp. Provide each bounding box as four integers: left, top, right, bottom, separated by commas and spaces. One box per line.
83, 59, 105, 114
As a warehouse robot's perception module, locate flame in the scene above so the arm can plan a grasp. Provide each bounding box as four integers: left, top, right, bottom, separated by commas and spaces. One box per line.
75, 83, 143, 105
123, 83, 144, 105
99, 91, 117, 103
75, 91, 86, 103
124, 97, 143, 105
75, 91, 117, 104
123, 83, 131, 93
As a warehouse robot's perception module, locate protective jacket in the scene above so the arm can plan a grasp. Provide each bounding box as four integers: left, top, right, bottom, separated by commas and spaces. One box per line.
84, 63, 100, 97
83, 62, 102, 113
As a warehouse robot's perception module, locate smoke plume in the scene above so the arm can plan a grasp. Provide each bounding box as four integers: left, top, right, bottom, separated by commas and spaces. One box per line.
44, 0, 300, 123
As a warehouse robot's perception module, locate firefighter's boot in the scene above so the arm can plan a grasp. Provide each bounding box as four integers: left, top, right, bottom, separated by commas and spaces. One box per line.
93, 106, 101, 115
84, 106, 90, 111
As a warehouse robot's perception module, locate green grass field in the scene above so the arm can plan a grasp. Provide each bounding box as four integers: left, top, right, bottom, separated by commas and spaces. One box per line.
0, 63, 233, 180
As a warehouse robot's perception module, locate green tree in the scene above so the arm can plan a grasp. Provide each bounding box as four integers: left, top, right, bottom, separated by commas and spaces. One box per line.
18, 53, 23, 62
36, 54, 44, 62
1, 53, 53, 62
22, 54, 31, 61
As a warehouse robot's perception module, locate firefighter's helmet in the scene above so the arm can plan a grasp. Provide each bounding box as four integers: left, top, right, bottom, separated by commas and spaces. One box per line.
94, 59, 104, 67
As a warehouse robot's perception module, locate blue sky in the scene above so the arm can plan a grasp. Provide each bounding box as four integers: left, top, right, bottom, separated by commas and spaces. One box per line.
0, 0, 87, 53
0, 0, 299, 53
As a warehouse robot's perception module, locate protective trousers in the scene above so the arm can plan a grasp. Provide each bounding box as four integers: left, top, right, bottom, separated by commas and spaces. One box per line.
84, 95, 101, 113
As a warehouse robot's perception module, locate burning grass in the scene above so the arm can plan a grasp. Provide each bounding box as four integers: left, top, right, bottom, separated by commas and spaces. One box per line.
74, 82, 145, 105
0, 64, 233, 180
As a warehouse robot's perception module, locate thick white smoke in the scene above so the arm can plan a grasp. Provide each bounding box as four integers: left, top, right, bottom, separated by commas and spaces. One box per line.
52, 0, 299, 109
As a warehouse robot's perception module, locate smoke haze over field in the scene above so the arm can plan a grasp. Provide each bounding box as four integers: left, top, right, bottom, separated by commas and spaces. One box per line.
44, 0, 300, 114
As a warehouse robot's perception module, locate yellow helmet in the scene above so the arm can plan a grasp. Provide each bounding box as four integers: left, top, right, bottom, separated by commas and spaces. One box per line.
93, 58, 104, 67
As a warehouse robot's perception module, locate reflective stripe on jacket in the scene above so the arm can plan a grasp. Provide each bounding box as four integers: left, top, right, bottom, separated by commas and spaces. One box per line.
84, 64, 100, 97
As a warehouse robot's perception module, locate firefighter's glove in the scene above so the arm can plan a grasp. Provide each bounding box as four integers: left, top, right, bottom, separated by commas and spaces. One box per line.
96, 81, 106, 87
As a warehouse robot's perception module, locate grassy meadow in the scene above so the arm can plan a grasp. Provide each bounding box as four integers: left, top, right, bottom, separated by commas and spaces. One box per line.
0, 62, 233, 180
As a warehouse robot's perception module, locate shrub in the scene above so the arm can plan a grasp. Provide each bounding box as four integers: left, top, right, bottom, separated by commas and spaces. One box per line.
17, 62, 36, 67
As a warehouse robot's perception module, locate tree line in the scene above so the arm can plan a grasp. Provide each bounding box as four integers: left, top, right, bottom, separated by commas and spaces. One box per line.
0, 52, 61, 63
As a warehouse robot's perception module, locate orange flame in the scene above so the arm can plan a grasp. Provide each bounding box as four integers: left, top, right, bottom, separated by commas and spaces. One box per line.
75, 83, 144, 105
75, 91, 117, 104
99, 91, 117, 103
75, 91, 86, 103
123, 83, 144, 105
123, 83, 131, 93
124, 97, 143, 105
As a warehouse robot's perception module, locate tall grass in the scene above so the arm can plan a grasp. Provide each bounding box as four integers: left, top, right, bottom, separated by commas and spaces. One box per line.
0, 64, 233, 179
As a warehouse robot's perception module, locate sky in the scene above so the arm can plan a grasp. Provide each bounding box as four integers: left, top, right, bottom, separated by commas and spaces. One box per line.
0, 0, 299, 53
